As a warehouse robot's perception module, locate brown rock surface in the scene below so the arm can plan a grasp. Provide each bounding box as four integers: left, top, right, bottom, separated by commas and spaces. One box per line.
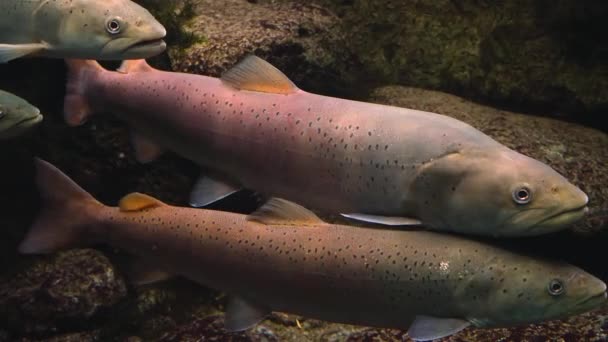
164, 0, 360, 97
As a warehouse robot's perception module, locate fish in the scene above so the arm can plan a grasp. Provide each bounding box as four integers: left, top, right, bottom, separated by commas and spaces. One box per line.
62, 56, 589, 237
19, 159, 607, 341
0, 0, 166, 63
0, 89, 43, 139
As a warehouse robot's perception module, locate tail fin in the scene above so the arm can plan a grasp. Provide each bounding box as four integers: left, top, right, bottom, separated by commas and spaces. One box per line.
18, 158, 104, 254
64, 59, 106, 127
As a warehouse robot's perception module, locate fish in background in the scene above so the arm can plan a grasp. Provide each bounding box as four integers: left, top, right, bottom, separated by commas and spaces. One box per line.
0, 0, 166, 63
62, 56, 589, 237
19, 159, 607, 341
0, 89, 43, 139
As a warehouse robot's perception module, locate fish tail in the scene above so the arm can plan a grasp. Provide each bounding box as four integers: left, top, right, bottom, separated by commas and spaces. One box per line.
64, 59, 105, 127
18, 158, 104, 254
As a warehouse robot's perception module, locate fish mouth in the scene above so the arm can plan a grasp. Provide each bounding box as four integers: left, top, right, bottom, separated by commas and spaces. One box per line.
577, 290, 607, 312
17, 112, 44, 126
532, 205, 589, 231
0, 113, 43, 140
124, 39, 167, 57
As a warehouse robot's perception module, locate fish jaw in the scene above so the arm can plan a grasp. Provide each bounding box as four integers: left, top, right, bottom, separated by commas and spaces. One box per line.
523, 188, 589, 235
0, 112, 43, 140
120, 38, 167, 59
529, 206, 588, 234
576, 288, 607, 313
100, 31, 167, 60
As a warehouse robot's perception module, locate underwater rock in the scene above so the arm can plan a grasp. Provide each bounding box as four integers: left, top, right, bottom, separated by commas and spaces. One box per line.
369, 86, 608, 236
346, 306, 608, 341
311, 0, 608, 130
140, 306, 608, 342
163, 0, 608, 131
0, 249, 126, 336
19, 331, 102, 342
158, 315, 278, 342
163, 0, 360, 97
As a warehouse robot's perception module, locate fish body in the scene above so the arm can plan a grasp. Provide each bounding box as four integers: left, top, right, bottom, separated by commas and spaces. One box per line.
0, 89, 43, 139
0, 0, 166, 63
19, 159, 607, 341
63, 57, 589, 237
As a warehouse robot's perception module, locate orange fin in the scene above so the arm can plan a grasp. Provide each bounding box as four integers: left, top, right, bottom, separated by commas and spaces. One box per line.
221, 55, 298, 95
119, 193, 166, 212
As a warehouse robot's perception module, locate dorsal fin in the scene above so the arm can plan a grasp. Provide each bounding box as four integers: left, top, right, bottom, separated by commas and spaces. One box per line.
246, 198, 323, 225
221, 55, 298, 94
117, 60, 155, 74
119, 193, 166, 212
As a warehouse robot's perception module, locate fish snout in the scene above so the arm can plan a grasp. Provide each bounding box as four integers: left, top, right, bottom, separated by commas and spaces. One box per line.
148, 19, 167, 39
571, 271, 607, 302
570, 185, 589, 208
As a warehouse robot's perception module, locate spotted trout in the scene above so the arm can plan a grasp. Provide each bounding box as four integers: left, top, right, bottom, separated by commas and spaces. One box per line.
0, 0, 166, 63
63, 56, 589, 237
19, 159, 606, 341
0, 89, 43, 139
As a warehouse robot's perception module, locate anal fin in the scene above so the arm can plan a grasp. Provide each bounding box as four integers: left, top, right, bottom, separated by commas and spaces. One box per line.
189, 174, 241, 207
224, 297, 270, 332
407, 315, 470, 341
341, 213, 422, 226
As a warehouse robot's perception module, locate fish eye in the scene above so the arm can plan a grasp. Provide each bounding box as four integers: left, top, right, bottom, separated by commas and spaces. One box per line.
106, 18, 122, 35
512, 186, 532, 204
547, 279, 565, 296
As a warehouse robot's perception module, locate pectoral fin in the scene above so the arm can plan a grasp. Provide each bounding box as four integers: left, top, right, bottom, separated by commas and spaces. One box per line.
224, 297, 270, 332
189, 175, 241, 207
0, 43, 46, 63
407, 315, 470, 341
341, 213, 422, 226
131, 131, 164, 163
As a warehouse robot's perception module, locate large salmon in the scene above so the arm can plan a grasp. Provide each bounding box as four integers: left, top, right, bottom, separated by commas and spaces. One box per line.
62, 56, 588, 237
19, 159, 607, 341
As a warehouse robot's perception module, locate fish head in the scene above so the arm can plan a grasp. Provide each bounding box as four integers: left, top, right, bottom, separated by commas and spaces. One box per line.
412, 149, 588, 236
0, 90, 43, 140
56, 0, 167, 60
463, 257, 606, 327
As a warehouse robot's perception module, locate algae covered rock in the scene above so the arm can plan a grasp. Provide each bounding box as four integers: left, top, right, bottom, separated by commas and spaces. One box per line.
369, 86, 608, 236
161, 0, 359, 96
158, 315, 278, 342
0, 249, 127, 336
313, 0, 608, 129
